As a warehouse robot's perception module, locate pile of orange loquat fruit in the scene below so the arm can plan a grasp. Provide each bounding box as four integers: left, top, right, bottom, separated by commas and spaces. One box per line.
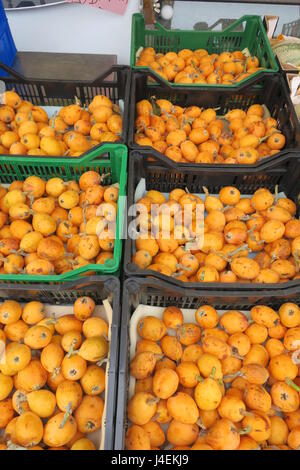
136, 47, 262, 85
132, 185, 300, 283
0, 172, 118, 276
0, 91, 122, 157
126, 303, 300, 450
135, 99, 286, 164
0, 296, 109, 450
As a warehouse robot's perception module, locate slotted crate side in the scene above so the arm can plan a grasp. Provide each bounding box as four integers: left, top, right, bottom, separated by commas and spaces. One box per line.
143, 165, 290, 194
0, 144, 127, 282
133, 14, 271, 56
1, 66, 128, 106
115, 277, 300, 449
130, 13, 278, 87
282, 18, 300, 38
206, 32, 242, 53
0, 2, 16, 77
129, 71, 300, 165
0, 275, 118, 305
0, 65, 130, 148
3, 76, 120, 107
123, 150, 300, 290
130, 150, 300, 201
0, 275, 120, 450
0, 155, 113, 184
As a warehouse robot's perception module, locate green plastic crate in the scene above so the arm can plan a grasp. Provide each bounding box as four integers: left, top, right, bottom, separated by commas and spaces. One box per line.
0, 144, 127, 283
130, 13, 279, 88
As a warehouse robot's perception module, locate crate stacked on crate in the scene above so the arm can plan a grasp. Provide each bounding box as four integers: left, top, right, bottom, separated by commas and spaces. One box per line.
0, 276, 120, 450
119, 14, 300, 450
129, 70, 300, 166
125, 12, 300, 291
131, 13, 279, 88
0, 8, 300, 452
0, 64, 131, 157
124, 150, 300, 290
0, 144, 127, 282
0, 45, 130, 450
129, 13, 300, 167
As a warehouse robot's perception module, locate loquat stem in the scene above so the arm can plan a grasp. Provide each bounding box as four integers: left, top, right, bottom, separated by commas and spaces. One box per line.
240, 215, 255, 221
271, 405, 283, 414
176, 263, 192, 272
184, 239, 198, 252
228, 244, 251, 259
213, 250, 230, 263
112, 105, 121, 116
259, 128, 281, 143
223, 371, 243, 380
149, 96, 161, 117
147, 397, 160, 405
202, 186, 209, 197
67, 339, 78, 358
285, 378, 300, 392
154, 354, 164, 361
294, 251, 300, 273
51, 367, 61, 380
6, 440, 28, 451
28, 194, 35, 207
291, 348, 300, 365
274, 184, 280, 203
172, 272, 184, 278
221, 205, 233, 213
51, 111, 57, 128
99, 172, 111, 183
15, 392, 28, 415
210, 367, 216, 379
74, 96, 81, 107
196, 418, 206, 430
232, 351, 245, 360
96, 358, 109, 368
59, 402, 73, 429
238, 426, 252, 435
240, 410, 254, 417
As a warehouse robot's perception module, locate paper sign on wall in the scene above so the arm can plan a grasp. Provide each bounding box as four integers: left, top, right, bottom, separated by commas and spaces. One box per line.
67, 0, 129, 16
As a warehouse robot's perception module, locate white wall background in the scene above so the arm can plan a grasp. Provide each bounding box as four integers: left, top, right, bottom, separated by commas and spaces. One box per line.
5, 1, 300, 65
172, 2, 300, 35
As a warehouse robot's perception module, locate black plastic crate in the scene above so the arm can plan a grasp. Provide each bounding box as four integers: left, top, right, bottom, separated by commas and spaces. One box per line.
128, 70, 300, 168
282, 18, 300, 38
0, 275, 120, 451
115, 276, 300, 449
124, 150, 300, 291
0, 62, 130, 153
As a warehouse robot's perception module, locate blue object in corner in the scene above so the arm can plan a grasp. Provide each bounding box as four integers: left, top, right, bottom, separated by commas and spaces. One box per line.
0, 0, 17, 77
